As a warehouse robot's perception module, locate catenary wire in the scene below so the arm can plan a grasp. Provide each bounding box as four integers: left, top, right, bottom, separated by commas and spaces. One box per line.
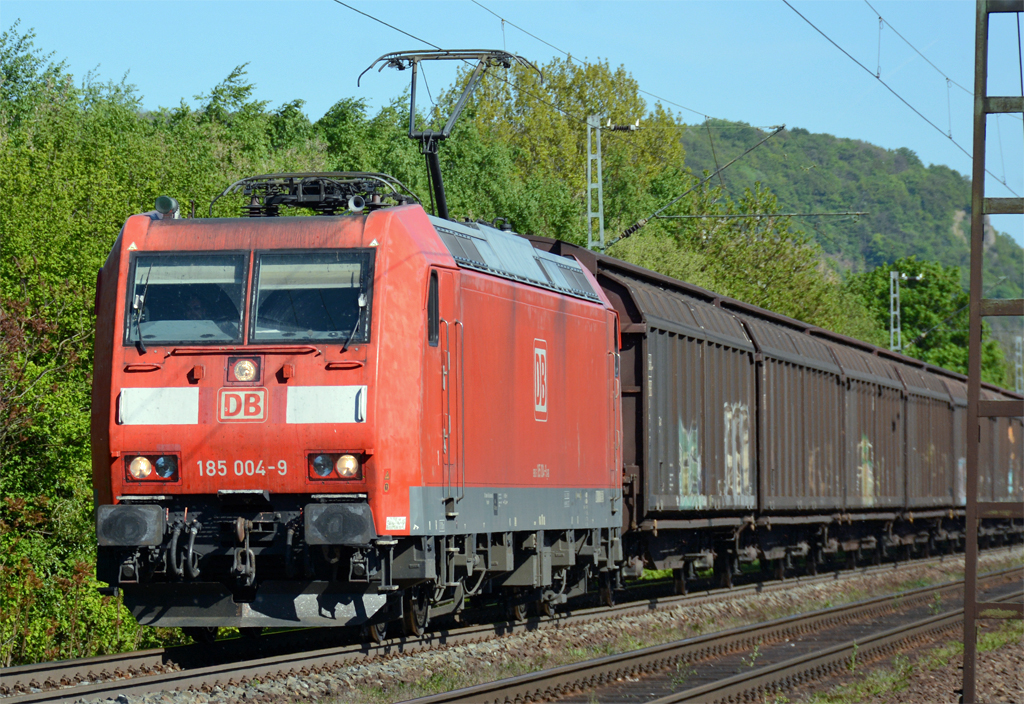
329, 0, 704, 189
468, 0, 803, 222
611, 126, 786, 244
860, 0, 1019, 122
332, 0, 594, 127
706, 120, 729, 193
332, 0, 441, 49
783, 0, 1020, 197
864, 0, 971, 95
333, 0, 797, 226
470, 0, 777, 130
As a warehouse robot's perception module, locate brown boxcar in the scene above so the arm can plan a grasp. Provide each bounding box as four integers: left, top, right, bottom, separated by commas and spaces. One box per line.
600, 272, 756, 514
825, 342, 906, 510
987, 387, 1024, 505
737, 315, 845, 512
896, 363, 956, 508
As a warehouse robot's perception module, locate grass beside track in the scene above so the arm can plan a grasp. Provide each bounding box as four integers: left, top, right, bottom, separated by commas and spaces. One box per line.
802, 620, 1024, 704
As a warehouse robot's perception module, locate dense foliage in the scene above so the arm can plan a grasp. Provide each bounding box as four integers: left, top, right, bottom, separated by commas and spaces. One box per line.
0, 25, 1016, 665
846, 257, 1008, 385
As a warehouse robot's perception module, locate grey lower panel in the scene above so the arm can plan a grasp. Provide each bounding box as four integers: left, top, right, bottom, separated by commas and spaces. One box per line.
125, 581, 390, 628
408, 486, 620, 535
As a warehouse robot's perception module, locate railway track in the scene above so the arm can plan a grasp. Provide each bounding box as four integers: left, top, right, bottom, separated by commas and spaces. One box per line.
1, 548, 1017, 703
405, 567, 1023, 704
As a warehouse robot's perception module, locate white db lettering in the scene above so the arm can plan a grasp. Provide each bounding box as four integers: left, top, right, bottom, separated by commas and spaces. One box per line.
218, 388, 267, 422
534, 339, 548, 422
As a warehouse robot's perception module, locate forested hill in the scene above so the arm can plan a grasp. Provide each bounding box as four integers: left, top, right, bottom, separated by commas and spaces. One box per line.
680, 121, 1024, 301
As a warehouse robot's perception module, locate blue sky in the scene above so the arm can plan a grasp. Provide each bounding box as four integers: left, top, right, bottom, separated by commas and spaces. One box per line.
4, 0, 1022, 245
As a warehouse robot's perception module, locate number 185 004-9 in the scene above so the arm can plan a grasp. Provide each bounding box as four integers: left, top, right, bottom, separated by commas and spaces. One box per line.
196, 459, 287, 477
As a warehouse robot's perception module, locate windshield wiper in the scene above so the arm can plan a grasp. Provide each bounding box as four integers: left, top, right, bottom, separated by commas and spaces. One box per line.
133, 265, 153, 354
341, 293, 367, 352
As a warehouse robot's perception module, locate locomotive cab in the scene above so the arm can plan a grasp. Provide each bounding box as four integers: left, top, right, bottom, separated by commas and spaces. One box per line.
92, 174, 624, 634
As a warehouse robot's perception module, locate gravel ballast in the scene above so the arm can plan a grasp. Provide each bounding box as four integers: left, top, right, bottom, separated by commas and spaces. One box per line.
74, 549, 1023, 704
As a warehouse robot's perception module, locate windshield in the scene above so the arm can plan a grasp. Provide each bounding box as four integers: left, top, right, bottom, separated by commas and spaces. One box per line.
251, 250, 374, 343
125, 252, 247, 346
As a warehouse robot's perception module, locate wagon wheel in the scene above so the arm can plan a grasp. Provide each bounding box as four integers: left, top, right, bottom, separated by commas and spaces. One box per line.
806, 550, 819, 576
845, 551, 857, 570
672, 568, 688, 595
505, 587, 528, 622
402, 585, 431, 637
363, 620, 387, 644
535, 599, 555, 618
599, 571, 614, 607
773, 559, 786, 581
183, 627, 219, 644
715, 555, 734, 589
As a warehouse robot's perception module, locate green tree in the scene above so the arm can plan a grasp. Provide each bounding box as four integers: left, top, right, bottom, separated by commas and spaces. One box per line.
845, 256, 1009, 385
0, 25, 326, 664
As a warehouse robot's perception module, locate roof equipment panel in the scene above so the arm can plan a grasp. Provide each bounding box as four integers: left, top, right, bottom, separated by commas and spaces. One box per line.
431, 218, 601, 302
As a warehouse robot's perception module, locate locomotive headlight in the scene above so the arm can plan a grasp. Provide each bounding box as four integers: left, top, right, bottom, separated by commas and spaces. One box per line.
154, 455, 178, 479
336, 454, 360, 479
128, 456, 153, 480
311, 454, 334, 477
233, 359, 257, 382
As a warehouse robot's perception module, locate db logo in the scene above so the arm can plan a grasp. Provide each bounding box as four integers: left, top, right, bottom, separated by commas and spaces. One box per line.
533, 339, 547, 422
218, 388, 267, 423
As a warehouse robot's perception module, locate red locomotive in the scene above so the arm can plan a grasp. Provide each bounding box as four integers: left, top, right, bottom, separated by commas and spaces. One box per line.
92, 172, 623, 640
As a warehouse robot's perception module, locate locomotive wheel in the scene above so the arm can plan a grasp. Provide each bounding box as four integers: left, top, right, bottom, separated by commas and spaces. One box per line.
183, 627, 219, 644
402, 585, 430, 637
239, 627, 263, 639
536, 599, 555, 618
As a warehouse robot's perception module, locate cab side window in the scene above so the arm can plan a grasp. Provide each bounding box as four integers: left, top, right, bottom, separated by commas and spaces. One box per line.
428, 271, 439, 347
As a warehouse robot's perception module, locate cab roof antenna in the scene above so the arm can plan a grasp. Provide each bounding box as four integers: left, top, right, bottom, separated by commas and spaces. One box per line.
360, 50, 541, 220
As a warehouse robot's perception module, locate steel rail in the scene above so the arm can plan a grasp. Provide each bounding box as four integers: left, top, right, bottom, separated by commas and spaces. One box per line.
397, 567, 1022, 704
2, 549, 1017, 702
652, 590, 1024, 704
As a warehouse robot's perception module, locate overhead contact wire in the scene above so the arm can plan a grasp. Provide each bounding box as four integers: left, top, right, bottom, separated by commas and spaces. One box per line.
783, 0, 1020, 197
335, 0, 787, 223
333, 0, 684, 183
862, 0, 1021, 123
612, 126, 786, 244
470, 0, 780, 129
333, 1, 594, 127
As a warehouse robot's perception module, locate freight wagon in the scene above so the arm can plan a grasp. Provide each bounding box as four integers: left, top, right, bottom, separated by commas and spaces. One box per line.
527, 237, 1023, 591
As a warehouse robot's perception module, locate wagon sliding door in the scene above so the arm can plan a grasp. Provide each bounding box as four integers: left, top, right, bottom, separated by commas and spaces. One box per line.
742, 319, 844, 513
